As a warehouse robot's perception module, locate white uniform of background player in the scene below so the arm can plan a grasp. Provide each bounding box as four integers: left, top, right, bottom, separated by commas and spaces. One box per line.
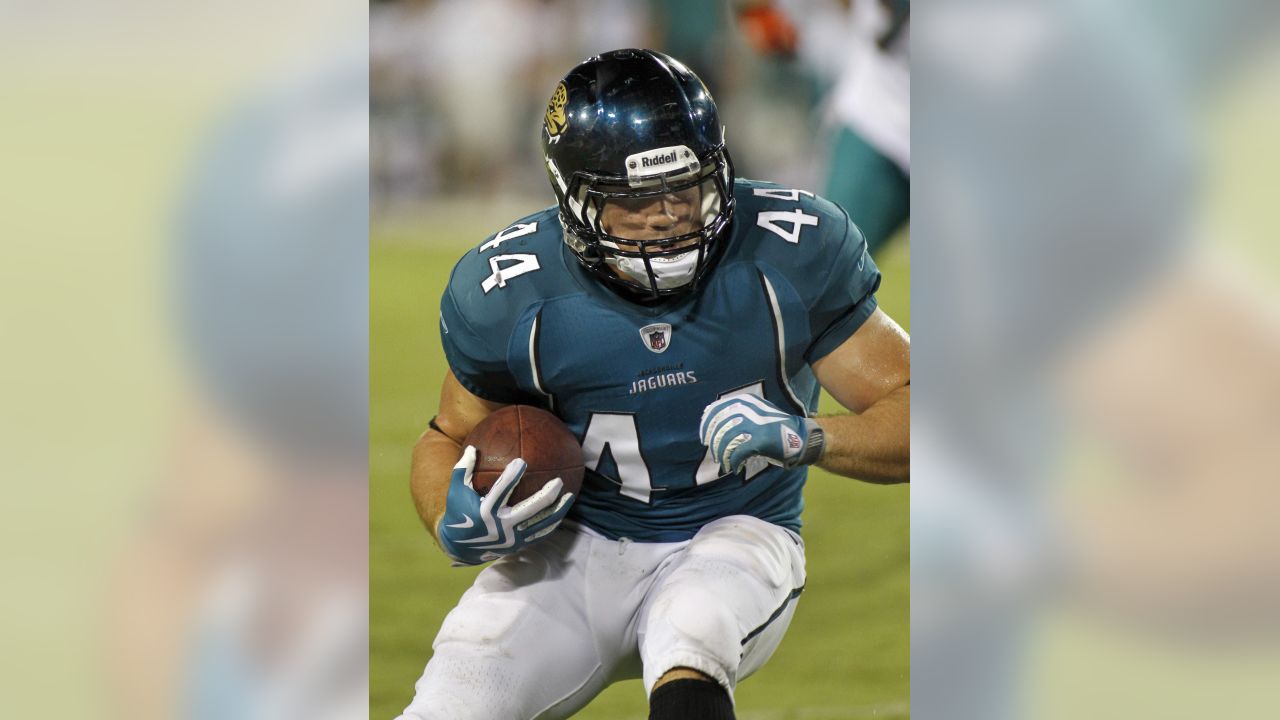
764, 0, 910, 253
830, 0, 910, 172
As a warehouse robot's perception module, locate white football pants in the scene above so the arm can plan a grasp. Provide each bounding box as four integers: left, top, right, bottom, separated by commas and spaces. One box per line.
395, 514, 807, 720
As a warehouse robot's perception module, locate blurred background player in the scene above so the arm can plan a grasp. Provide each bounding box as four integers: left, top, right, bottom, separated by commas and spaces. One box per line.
371, 0, 652, 209
106, 48, 370, 720
371, 0, 843, 213
736, 0, 910, 256
912, 1, 1280, 718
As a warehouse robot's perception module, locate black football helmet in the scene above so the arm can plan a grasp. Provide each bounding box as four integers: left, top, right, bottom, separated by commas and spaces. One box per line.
541, 49, 736, 298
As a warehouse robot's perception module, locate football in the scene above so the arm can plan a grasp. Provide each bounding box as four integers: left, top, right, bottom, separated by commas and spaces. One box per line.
464, 405, 585, 505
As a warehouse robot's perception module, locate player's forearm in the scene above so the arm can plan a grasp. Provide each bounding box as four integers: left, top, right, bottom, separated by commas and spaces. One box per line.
813, 384, 910, 483
410, 428, 465, 542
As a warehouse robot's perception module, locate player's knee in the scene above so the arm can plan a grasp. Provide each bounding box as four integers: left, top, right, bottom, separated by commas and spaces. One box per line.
404, 649, 527, 720
399, 708, 506, 720
400, 689, 522, 720
648, 676, 735, 720
642, 589, 741, 690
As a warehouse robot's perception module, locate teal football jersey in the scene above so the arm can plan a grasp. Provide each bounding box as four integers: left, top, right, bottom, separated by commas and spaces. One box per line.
439, 179, 881, 542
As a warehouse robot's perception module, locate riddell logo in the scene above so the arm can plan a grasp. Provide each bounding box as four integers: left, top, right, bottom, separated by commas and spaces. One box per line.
625, 145, 695, 178
641, 151, 678, 168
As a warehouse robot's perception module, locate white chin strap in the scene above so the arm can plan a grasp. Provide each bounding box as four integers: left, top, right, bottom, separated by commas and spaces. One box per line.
607, 249, 699, 291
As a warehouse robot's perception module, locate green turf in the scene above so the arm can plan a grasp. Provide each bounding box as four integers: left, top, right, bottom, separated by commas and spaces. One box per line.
370, 223, 910, 719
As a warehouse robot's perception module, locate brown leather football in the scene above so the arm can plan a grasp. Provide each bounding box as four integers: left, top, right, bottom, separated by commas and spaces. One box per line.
464, 405, 585, 506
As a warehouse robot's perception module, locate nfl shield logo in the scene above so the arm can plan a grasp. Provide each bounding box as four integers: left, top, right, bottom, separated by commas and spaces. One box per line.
639, 323, 672, 354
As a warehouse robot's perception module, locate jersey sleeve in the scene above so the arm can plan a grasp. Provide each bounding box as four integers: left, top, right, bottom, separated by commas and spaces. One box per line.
439, 260, 529, 404
804, 208, 882, 363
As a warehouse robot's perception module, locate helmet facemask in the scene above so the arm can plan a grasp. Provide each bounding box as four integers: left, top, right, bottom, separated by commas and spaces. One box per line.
555, 144, 735, 298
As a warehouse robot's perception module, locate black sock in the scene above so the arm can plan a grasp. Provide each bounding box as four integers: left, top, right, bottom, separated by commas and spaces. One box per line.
648, 678, 735, 720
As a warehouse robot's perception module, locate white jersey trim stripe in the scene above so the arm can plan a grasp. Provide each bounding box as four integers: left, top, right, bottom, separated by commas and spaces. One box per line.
761, 274, 806, 414
528, 312, 554, 411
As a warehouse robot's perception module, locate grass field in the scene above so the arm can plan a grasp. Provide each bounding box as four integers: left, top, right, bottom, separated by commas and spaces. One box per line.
370, 218, 911, 719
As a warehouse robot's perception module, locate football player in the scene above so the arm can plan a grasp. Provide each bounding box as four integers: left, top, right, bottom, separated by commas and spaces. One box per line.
737, 0, 911, 256
826, 0, 910, 255
398, 49, 910, 720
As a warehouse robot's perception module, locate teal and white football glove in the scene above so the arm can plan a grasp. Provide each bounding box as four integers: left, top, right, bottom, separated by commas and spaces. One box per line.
436, 446, 574, 566
698, 393, 825, 475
